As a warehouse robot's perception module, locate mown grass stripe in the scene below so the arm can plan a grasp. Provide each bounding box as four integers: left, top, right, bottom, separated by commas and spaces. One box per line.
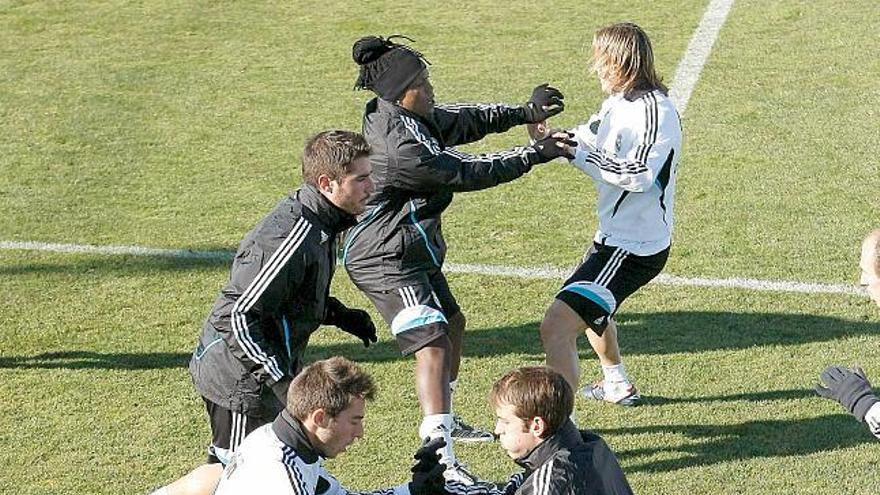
0, 240, 865, 297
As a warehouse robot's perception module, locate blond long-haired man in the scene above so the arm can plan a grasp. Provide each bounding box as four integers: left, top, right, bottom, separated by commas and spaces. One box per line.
535, 23, 682, 407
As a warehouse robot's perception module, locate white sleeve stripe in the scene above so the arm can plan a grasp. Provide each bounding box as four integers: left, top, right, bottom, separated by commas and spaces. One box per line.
231, 217, 312, 381
442, 147, 528, 164
533, 459, 553, 495
238, 218, 311, 313
400, 115, 442, 155
586, 152, 649, 174
284, 464, 307, 495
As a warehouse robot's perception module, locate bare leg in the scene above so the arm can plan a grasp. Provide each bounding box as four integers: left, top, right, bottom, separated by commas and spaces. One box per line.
414, 336, 452, 414
539, 299, 587, 391
446, 311, 465, 382
585, 318, 621, 366
163, 464, 222, 495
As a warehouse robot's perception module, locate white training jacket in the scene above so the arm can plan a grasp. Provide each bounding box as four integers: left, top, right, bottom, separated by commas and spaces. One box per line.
215, 412, 411, 495
569, 88, 682, 256
866, 403, 880, 439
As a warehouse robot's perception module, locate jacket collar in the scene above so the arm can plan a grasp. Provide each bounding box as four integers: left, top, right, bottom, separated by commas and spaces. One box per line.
370, 97, 443, 141
272, 410, 325, 463
515, 420, 583, 471
296, 184, 358, 234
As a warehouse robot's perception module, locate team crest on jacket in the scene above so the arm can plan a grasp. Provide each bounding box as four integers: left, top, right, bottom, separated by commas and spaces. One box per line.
320, 231, 330, 244
614, 133, 623, 153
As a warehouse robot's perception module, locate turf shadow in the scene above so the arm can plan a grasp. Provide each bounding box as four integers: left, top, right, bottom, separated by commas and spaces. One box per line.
594, 414, 874, 473
0, 246, 234, 276
637, 387, 816, 406
0, 350, 190, 370
306, 310, 879, 362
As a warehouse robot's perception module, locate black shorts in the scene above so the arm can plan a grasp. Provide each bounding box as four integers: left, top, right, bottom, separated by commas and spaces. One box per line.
203, 397, 274, 464
361, 269, 460, 355
556, 243, 669, 334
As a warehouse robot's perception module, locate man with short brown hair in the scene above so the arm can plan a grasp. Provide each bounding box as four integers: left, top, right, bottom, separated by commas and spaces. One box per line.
152, 130, 380, 495
448, 367, 632, 495
215, 357, 447, 495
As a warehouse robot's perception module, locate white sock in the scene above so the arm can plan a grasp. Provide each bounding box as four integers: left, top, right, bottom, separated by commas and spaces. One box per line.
149, 487, 169, 495
419, 413, 455, 465
602, 363, 630, 386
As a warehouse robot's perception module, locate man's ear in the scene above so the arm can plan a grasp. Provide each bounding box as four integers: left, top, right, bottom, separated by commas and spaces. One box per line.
316, 174, 333, 195
309, 407, 330, 428
530, 416, 547, 438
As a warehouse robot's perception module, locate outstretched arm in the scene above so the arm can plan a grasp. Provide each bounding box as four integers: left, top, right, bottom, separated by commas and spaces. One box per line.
433, 84, 565, 146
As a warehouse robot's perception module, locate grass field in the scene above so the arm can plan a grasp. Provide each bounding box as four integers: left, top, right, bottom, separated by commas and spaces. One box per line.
2, 0, 879, 494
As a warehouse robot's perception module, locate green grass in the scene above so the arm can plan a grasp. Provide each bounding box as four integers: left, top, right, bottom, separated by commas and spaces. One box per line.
2, 0, 879, 494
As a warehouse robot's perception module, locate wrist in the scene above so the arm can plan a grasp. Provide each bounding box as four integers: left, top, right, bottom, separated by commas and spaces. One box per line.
853, 393, 880, 422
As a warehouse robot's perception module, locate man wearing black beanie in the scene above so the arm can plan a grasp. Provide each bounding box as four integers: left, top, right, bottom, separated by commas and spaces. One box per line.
343, 35, 574, 485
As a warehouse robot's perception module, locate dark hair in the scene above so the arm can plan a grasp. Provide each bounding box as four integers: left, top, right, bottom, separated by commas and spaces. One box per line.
287, 357, 377, 420
301, 130, 370, 186
352, 35, 429, 101
490, 366, 573, 438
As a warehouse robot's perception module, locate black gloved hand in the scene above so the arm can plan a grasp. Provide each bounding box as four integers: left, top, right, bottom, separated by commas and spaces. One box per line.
816, 365, 880, 422
270, 377, 292, 407
523, 83, 565, 123
324, 297, 378, 348
409, 437, 448, 495
532, 132, 576, 162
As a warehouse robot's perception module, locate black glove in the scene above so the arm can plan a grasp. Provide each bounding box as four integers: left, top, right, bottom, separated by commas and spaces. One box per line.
532, 133, 576, 162
270, 377, 292, 407
816, 365, 880, 422
523, 83, 565, 123
409, 437, 447, 495
324, 297, 377, 348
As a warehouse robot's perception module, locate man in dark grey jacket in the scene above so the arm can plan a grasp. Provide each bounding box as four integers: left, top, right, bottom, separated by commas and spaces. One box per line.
344, 35, 575, 484
445, 366, 633, 495
151, 130, 379, 495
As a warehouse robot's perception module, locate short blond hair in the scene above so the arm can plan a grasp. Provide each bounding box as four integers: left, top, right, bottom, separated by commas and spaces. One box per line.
591, 22, 666, 95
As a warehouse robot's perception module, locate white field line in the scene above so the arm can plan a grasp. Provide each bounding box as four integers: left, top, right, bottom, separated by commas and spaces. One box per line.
0, 240, 867, 298
669, 0, 736, 113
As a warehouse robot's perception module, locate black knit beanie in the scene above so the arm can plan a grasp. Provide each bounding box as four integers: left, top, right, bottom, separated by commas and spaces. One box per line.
352, 35, 428, 101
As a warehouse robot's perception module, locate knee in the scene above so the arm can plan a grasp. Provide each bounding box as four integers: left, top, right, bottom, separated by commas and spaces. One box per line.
539, 301, 583, 344
414, 334, 451, 361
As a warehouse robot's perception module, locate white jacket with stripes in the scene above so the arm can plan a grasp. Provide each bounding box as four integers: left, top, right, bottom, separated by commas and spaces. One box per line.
570, 88, 682, 256
215, 411, 411, 495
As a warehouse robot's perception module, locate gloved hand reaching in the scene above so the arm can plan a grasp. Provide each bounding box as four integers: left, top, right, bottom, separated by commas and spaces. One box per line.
325, 297, 378, 348
816, 365, 880, 422
532, 132, 576, 162
523, 83, 565, 123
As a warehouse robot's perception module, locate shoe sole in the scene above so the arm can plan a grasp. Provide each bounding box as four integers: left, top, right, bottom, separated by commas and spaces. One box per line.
582, 383, 642, 406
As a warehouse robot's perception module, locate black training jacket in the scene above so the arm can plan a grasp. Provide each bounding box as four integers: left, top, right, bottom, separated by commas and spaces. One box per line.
447, 421, 634, 495
190, 185, 356, 415
342, 97, 544, 289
